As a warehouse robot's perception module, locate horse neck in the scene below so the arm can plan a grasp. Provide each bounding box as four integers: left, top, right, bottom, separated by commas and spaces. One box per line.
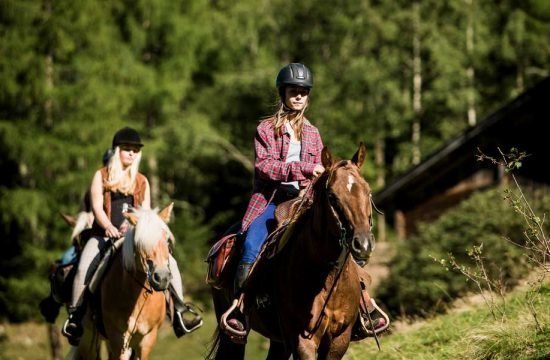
301, 197, 345, 266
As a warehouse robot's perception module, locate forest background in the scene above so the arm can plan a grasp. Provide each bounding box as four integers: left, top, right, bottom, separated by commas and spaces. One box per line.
1, 0, 549, 330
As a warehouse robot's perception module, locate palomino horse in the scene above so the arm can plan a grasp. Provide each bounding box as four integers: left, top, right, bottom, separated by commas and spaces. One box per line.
71, 204, 175, 360
209, 143, 376, 359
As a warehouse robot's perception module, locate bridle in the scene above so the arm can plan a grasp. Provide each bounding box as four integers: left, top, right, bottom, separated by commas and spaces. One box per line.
322, 165, 379, 265
126, 228, 172, 294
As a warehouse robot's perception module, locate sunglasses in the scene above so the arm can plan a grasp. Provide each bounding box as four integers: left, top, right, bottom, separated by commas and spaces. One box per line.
119, 145, 141, 153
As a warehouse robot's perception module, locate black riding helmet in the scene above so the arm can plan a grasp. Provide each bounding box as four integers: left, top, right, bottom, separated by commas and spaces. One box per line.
112, 127, 144, 149
276, 63, 313, 99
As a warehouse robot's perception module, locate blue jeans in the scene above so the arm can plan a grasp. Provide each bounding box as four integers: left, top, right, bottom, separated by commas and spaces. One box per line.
241, 203, 277, 264
60, 245, 77, 265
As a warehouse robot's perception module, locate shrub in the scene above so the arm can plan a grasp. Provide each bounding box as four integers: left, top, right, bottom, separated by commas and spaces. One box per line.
377, 187, 549, 318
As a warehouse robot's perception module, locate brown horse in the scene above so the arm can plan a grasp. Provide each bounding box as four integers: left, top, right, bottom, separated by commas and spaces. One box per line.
209, 143, 376, 359
71, 204, 174, 360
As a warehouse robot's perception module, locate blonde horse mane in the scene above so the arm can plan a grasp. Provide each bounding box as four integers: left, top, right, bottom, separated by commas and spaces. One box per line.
122, 208, 175, 272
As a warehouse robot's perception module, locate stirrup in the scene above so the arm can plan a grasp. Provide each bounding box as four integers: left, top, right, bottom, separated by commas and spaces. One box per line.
361, 299, 390, 336
173, 309, 203, 337
220, 298, 248, 344
62, 318, 82, 346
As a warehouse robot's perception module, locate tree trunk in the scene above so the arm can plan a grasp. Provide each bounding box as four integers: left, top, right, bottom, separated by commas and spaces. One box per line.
43, 0, 54, 129
375, 138, 386, 242
412, 2, 422, 165
148, 156, 160, 207
465, 0, 477, 127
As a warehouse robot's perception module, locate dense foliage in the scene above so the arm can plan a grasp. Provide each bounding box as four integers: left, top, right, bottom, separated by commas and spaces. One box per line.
377, 188, 550, 318
1, 0, 549, 321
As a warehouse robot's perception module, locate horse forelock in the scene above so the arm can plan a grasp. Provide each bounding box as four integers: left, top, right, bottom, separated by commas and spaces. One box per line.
122, 208, 174, 272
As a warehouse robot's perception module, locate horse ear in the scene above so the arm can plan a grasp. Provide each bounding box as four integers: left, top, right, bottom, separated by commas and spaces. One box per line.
159, 203, 174, 224
321, 146, 333, 168
124, 212, 139, 226
60, 213, 77, 227
352, 142, 367, 169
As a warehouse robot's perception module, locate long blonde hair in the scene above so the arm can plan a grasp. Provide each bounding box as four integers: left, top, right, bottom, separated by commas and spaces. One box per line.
105, 146, 142, 195
271, 98, 309, 140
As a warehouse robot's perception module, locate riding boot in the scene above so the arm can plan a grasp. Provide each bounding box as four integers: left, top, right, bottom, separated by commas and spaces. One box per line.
39, 294, 62, 324
233, 262, 252, 295
226, 263, 252, 333
170, 287, 203, 338
62, 305, 85, 346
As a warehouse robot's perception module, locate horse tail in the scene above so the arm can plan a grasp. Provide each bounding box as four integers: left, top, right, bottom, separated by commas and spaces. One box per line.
206, 327, 222, 360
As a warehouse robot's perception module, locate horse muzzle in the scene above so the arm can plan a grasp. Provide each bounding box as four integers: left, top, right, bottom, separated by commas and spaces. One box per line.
147, 263, 172, 291
350, 231, 375, 264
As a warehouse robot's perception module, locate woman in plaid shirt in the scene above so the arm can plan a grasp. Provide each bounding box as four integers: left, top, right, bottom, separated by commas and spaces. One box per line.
226, 63, 389, 340
234, 63, 325, 294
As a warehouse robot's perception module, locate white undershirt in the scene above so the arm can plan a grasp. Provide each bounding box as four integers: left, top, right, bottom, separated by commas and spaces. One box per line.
281, 122, 301, 190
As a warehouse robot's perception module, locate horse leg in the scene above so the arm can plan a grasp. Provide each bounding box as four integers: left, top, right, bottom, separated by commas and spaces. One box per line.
105, 332, 132, 360
133, 329, 158, 360
319, 332, 351, 360
266, 340, 290, 360
214, 332, 246, 360
293, 337, 318, 360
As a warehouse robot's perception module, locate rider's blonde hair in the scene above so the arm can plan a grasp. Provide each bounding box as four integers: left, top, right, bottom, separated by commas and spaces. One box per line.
271, 97, 309, 140
105, 146, 142, 195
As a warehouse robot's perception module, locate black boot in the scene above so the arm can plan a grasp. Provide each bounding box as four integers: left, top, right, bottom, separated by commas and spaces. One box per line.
234, 263, 252, 295
170, 286, 203, 338
39, 294, 61, 324
225, 263, 252, 334
62, 305, 85, 346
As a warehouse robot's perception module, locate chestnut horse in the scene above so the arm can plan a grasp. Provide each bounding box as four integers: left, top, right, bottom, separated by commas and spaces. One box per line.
71, 204, 175, 360
209, 143, 376, 359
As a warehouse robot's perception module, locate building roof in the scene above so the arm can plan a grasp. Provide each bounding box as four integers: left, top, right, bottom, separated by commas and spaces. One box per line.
375, 77, 550, 213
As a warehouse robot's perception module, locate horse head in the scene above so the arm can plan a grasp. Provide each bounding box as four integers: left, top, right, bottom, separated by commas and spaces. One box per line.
319, 142, 375, 264
122, 204, 175, 291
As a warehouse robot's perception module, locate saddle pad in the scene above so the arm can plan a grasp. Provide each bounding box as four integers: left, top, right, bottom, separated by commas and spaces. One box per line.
88, 238, 124, 294
274, 198, 302, 226
265, 197, 312, 259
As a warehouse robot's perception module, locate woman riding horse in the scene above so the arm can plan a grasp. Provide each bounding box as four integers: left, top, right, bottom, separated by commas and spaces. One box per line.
211, 143, 389, 359
221, 63, 389, 341
62, 127, 202, 345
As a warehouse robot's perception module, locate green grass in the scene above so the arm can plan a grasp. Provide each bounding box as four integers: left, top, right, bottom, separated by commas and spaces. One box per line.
346, 282, 550, 360
1, 283, 548, 359
0, 305, 268, 360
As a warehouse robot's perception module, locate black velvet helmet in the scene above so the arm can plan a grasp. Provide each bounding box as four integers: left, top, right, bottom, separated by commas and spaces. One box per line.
112, 127, 143, 149
276, 63, 313, 91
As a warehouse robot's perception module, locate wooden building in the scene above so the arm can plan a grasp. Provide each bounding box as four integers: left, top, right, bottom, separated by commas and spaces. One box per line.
374, 77, 550, 240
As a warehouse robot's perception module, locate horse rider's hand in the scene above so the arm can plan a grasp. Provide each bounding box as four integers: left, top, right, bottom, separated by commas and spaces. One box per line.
105, 224, 121, 239
313, 164, 325, 178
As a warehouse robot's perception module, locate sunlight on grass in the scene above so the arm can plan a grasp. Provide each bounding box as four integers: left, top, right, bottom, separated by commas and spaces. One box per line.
347, 282, 549, 360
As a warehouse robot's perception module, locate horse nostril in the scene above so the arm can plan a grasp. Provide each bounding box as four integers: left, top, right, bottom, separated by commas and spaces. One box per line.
352, 236, 366, 254
153, 272, 161, 283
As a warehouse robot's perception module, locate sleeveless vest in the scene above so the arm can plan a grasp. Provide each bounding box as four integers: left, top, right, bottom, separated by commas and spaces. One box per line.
90, 167, 147, 237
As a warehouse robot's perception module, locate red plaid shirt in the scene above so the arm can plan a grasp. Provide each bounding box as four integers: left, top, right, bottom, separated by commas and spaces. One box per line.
240, 118, 324, 231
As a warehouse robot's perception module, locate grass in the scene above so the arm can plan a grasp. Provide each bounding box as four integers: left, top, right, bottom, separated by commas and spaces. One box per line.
0, 304, 268, 360
346, 281, 550, 360
1, 282, 548, 359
